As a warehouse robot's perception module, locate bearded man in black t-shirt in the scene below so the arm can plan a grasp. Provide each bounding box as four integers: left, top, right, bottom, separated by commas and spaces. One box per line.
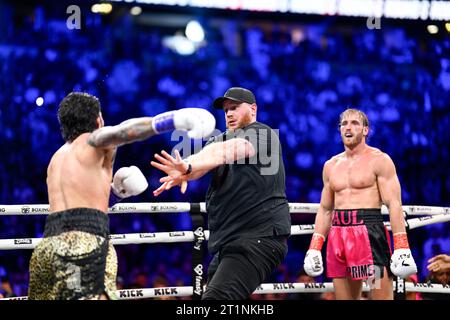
151, 87, 291, 300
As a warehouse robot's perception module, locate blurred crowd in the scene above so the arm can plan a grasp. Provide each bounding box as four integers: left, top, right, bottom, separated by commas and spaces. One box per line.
0, 2, 449, 298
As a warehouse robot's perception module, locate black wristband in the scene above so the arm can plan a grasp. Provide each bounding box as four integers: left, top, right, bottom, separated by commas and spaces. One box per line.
184, 163, 192, 175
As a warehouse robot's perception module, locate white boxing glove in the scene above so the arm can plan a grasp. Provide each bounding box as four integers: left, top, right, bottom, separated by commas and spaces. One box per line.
111, 166, 148, 199
304, 249, 324, 277
390, 232, 417, 279
152, 108, 216, 139
390, 248, 418, 279
303, 232, 325, 277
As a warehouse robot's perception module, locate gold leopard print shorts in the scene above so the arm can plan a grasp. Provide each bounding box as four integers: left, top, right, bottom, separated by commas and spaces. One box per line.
28, 208, 117, 300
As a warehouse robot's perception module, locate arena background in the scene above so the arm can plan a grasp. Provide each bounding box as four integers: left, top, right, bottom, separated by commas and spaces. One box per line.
0, 0, 449, 299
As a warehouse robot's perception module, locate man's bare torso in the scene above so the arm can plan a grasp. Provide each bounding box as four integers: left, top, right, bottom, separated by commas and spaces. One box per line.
47, 133, 115, 213
327, 146, 385, 209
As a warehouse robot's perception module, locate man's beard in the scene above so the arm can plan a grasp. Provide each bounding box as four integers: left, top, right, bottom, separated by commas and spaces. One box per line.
228, 112, 253, 131
342, 131, 363, 148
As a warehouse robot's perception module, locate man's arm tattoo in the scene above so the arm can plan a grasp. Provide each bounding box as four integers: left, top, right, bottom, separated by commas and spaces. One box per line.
88, 117, 156, 148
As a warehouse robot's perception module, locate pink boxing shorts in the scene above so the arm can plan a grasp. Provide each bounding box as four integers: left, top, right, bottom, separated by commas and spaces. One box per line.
326, 209, 392, 280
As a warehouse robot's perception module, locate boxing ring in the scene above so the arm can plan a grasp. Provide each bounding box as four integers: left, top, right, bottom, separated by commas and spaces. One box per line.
0, 202, 449, 300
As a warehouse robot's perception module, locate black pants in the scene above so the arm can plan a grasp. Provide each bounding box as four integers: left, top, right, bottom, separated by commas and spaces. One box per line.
202, 236, 288, 300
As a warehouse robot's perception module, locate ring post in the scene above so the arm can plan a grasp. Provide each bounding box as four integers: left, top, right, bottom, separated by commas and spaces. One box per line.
190, 203, 205, 300
394, 276, 406, 300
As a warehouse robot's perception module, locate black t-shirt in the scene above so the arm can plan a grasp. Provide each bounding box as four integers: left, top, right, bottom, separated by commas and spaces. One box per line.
205, 121, 291, 254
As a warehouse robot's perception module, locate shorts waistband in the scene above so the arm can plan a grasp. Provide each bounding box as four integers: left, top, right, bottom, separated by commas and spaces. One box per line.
44, 208, 109, 238
332, 208, 383, 226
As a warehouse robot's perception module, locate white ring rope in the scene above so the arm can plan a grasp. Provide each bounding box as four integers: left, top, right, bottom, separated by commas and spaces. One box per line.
0, 230, 210, 250
0, 203, 448, 216
1, 212, 449, 250
1, 281, 449, 300
0, 202, 448, 299
292, 213, 450, 234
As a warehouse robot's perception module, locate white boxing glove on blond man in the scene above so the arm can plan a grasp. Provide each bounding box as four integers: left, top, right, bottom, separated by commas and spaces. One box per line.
390, 232, 417, 279
109, 166, 148, 206
304, 233, 325, 277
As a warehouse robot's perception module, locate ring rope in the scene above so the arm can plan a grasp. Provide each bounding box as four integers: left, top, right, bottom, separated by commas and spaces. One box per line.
1, 212, 449, 250
0, 203, 448, 216
2, 282, 449, 300
1, 213, 449, 250
1, 202, 448, 299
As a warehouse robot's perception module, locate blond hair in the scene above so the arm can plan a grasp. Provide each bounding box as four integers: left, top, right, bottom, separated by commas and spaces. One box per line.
339, 109, 369, 127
